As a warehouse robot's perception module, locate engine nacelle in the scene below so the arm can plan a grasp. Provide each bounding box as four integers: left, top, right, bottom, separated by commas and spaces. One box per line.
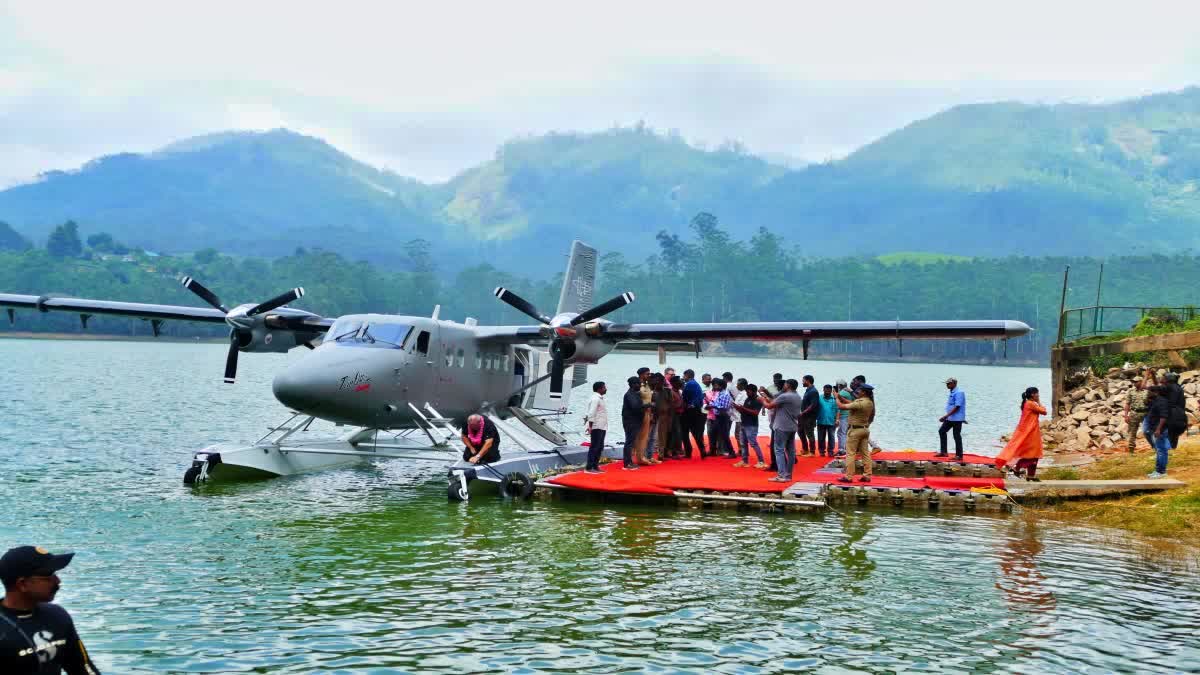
565, 333, 616, 365
233, 324, 302, 353
225, 314, 319, 354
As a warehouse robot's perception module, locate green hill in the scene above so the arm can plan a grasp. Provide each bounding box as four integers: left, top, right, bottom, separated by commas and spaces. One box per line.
0, 130, 440, 266
5, 87, 1200, 273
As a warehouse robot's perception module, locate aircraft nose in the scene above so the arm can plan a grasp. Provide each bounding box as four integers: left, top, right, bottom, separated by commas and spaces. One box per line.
272, 367, 321, 413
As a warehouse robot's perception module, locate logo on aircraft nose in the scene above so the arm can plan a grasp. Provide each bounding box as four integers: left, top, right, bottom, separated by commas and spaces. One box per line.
338, 372, 372, 392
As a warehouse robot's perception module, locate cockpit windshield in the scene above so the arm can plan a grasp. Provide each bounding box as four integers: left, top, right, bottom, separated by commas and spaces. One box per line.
325, 318, 413, 349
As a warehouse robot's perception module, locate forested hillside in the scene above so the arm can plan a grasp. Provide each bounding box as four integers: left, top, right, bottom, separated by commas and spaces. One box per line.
3, 214, 1193, 365
4, 88, 1200, 274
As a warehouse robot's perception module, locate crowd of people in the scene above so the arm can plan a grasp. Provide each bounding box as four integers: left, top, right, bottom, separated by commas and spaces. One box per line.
1120, 368, 1189, 478
581, 364, 1188, 483
583, 367, 882, 483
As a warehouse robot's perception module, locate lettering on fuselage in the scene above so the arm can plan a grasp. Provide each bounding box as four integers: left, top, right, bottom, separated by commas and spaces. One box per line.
338, 372, 372, 393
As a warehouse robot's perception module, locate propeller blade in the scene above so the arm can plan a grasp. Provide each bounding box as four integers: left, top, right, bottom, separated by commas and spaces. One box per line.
548, 358, 565, 399
569, 292, 635, 326
248, 288, 304, 316
224, 340, 239, 384
493, 287, 552, 325
180, 276, 229, 313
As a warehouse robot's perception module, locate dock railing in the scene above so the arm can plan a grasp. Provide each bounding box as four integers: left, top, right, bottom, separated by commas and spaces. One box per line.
1056, 305, 1199, 345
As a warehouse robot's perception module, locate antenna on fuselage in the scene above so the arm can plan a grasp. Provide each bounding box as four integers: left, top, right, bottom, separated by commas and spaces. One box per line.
431, 304, 441, 320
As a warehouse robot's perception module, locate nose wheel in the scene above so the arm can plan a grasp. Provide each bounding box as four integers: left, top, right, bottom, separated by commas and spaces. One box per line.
183, 451, 218, 485
447, 469, 473, 501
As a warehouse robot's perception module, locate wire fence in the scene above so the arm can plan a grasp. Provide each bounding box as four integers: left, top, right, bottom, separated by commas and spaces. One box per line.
1058, 305, 1199, 344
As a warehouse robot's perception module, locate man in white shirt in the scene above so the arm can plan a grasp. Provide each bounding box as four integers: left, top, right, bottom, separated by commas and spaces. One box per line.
583, 381, 609, 474
732, 376, 748, 460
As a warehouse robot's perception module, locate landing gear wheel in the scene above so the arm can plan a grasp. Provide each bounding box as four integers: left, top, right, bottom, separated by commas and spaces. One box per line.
500, 471, 534, 499
448, 480, 469, 502
183, 465, 202, 485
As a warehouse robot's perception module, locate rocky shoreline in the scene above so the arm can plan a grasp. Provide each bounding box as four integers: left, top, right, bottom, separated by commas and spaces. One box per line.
1042, 364, 1200, 455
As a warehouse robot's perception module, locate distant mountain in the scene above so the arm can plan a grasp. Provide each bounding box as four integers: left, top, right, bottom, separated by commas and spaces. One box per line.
773, 88, 1200, 255
0, 130, 441, 266
439, 128, 787, 255
4, 87, 1200, 274
0, 220, 30, 251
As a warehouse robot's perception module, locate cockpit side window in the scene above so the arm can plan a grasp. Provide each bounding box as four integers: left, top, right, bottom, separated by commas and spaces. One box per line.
327, 318, 363, 343
415, 330, 430, 354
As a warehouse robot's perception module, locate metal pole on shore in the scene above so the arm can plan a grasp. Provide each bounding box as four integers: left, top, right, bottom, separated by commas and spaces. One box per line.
1056, 265, 1070, 345
1093, 262, 1104, 334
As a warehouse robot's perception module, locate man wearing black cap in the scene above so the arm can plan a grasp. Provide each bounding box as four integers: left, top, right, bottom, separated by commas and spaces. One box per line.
1, 545, 100, 674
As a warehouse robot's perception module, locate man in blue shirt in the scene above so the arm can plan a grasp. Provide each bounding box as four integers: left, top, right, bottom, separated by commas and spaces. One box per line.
680, 369, 707, 459
938, 377, 966, 459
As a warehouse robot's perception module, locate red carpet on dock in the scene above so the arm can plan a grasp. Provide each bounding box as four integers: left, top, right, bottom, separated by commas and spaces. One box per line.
549, 438, 1004, 496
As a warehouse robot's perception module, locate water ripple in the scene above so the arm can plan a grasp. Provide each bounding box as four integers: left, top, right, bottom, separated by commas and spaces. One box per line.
2, 341, 1199, 673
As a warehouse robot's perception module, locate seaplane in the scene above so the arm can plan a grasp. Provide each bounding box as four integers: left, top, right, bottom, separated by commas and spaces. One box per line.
0, 241, 1031, 500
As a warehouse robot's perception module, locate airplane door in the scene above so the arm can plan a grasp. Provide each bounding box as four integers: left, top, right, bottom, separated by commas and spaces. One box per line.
404, 323, 440, 408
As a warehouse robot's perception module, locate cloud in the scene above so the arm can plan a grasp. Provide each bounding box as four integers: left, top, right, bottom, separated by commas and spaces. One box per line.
1, 0, 1199, 184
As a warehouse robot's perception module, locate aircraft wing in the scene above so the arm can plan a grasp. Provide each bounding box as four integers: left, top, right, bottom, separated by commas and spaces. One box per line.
601, 319, 1032, 342
475, 320, 1030, 345
473, 326, 548, 343
0, 293, 333, 332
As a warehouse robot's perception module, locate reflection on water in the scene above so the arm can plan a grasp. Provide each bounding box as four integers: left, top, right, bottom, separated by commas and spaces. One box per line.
1, 339, 1198, 672
996, 520, 1057, 613
830, 510, 877, 587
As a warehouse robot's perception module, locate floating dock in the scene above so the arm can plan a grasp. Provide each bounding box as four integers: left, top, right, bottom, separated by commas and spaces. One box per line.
535, 439, 1184, 513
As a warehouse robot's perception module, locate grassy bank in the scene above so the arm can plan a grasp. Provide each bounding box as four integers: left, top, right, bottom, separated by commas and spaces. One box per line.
1034, 440, 1200, 542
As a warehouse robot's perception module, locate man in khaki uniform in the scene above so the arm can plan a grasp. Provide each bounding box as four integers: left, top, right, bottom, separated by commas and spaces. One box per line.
635, 367, 659, 464
835, 384, 875, 482
1124, 377, 1150, 454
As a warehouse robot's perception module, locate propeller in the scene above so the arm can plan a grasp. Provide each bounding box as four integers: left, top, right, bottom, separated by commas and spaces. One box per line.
224, 336, 240, 384
493, 287, 552, 325
569, 292, 635, 326
492, 288, 635, 399
180, 277, 306, 384
248, 288, 304, 316
180, 276, 229, 313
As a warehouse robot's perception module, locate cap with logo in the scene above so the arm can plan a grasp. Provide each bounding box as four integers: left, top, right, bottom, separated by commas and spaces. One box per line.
858, 383, 875, 391
0, 546, 75, 585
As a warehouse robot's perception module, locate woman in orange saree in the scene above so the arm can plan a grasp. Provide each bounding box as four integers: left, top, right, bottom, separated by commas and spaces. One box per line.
995, 387, 1047, 480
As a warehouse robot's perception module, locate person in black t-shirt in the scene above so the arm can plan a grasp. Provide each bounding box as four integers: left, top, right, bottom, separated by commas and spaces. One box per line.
460, 414, 501, 464
0, 545, 100, 674
733, 383, 766, 467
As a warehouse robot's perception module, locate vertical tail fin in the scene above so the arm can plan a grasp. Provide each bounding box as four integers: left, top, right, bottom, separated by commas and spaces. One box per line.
556, 240, 597, 317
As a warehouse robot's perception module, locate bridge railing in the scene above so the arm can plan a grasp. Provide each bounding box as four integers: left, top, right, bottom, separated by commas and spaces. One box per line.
1057, 305, 1199, 344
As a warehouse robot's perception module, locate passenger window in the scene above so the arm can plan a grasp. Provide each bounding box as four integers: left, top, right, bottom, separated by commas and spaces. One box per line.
445, 348, 453, 367
457, 348, 465, 367
474, 352, 482, 369
503, 354, 509, 371
415, 331, 430, 354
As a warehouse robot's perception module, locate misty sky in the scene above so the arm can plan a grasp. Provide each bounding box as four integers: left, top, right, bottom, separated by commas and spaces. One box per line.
2, 1, 1199, 187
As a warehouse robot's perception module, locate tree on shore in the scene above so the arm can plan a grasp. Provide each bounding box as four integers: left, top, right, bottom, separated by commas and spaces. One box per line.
46, 220, 82, 258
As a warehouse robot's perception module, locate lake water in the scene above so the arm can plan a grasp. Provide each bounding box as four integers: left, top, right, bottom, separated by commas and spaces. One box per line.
1, 339, 1197, 673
